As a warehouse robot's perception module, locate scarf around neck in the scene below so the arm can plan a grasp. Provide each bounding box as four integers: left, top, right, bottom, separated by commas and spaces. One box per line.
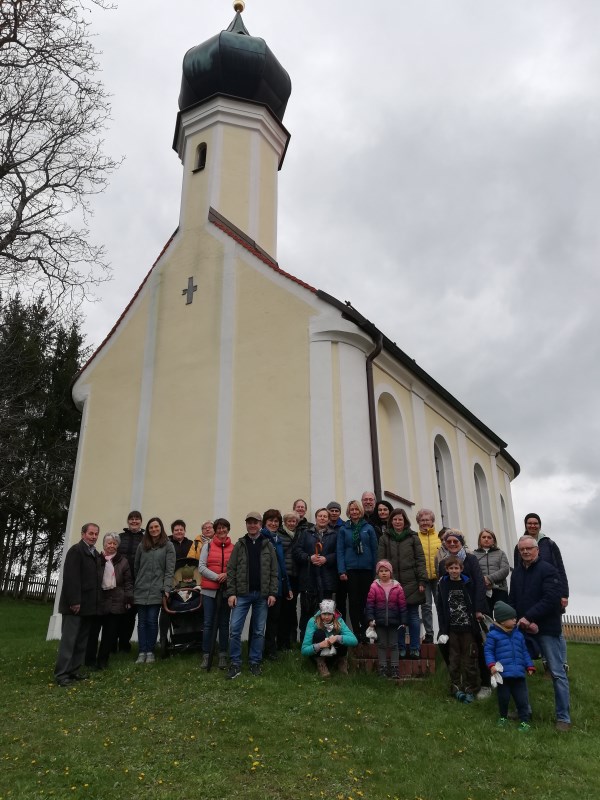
102, 552, 116, 590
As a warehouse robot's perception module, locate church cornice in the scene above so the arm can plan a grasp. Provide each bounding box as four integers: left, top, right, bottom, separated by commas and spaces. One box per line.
173, 94, 291, 170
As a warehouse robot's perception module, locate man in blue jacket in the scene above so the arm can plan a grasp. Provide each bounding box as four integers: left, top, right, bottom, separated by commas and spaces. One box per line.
509, 536, 571, 731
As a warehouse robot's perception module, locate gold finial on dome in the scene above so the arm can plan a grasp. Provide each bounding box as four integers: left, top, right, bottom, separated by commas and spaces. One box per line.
233, 1, 245, 12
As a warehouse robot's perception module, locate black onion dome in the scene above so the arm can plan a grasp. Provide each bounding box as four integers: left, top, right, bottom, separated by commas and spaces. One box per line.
178, 12, 291, 122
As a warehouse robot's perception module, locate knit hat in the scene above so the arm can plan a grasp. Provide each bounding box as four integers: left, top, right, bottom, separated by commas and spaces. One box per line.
326, 501, 342, 511
493, 601, 516, 623
319, 599, 335, 615
376, 559, 393, 575
443, 530, 465, 546
524, 513, 541, 527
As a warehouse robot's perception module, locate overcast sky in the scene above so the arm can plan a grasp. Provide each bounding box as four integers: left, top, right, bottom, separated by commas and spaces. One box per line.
81, 2, 600, 614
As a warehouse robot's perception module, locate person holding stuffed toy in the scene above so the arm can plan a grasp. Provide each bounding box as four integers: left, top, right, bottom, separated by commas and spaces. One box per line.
484, 601, 535, 731
365, 560, 407, 679
435, 556, 481, 703
301, 599, 357, 678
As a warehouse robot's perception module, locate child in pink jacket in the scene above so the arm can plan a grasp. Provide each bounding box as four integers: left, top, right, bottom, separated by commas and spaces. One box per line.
365, 560, 407, 678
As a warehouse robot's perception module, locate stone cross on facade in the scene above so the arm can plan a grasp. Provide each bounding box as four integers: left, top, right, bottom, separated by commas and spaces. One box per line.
182, 277, 197, 305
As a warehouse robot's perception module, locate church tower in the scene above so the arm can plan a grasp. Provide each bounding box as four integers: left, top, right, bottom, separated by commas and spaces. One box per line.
174, 2, 291, 257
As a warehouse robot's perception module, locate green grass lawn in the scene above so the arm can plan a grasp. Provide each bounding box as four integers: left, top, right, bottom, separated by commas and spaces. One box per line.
0, 599, 599, 800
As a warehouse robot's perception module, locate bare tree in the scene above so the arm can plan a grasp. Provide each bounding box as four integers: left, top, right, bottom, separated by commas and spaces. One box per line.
0, 0, 119, 307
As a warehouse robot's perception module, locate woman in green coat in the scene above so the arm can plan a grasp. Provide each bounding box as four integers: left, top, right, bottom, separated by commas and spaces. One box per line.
134, 517, 175, 663
378, 508, 427, 658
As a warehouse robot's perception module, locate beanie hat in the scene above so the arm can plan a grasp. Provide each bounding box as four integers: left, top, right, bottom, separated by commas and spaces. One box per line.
376, 559, 394, 575
443, 530, 465, 546
319, 599, 335, 615
494, 601, 516, 623
524, 513, 541, 527
326, 501, 342, 511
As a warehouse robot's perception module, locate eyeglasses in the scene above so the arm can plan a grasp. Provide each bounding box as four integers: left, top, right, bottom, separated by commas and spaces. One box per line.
445, 539, 460, 545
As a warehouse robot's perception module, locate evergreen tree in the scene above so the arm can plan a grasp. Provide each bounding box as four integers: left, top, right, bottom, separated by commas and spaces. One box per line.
0, 295, 86, 598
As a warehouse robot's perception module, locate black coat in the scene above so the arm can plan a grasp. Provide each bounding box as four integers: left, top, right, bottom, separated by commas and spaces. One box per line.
292, 526, 338, 594
435, 574, 480, 638
58, 539, 102, 616
508, 558, 563, 637
437, 552, 487, 615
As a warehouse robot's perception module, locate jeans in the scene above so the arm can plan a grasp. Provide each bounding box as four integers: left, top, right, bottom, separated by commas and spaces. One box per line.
497, 677, 531, 722
229, 592, 268, 665
421, 579, 438, 638
400, 604, 422, 649
137, 604, 160, 653
538, 633, 571, 723
202, 594, 230, 655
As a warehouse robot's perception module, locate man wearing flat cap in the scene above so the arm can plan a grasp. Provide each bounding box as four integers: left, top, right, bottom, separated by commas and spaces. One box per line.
225, 512, 278, 680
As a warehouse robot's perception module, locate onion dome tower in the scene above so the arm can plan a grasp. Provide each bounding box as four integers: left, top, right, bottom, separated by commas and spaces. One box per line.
173, 2, 292, 258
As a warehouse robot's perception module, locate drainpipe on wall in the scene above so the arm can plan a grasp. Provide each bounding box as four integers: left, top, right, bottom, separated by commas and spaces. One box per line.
366, 333, 383, 500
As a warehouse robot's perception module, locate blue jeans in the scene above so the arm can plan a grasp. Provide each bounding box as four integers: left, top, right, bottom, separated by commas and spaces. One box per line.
137, 604, 160, 653
229, 592, 268, 666
202, 594, 230, 655
421, 579, 438, 638
496, 677, 531, 721
538, 633, 571, 723
400, 604, 422, 650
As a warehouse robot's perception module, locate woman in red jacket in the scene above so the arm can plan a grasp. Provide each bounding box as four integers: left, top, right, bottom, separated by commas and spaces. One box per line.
199, 518, 234, 670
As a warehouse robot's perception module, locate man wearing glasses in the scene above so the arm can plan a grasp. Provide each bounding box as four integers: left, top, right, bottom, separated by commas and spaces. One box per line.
509, 536, 571, 732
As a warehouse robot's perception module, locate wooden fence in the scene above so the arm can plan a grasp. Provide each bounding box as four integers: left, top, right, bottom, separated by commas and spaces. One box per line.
562, 615, 600, 644
1, 575, 57, 602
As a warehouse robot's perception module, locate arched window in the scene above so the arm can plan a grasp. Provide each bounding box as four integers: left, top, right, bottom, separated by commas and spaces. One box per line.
377, 392, 410, 500
193, 142, 207, 172
474, 463, 492, 529
433, 435, 458, 527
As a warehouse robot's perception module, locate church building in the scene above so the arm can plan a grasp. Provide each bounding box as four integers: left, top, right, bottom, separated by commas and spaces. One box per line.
48, 5, 519, 637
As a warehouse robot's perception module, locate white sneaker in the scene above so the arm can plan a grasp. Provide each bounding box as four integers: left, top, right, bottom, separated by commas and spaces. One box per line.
135, 653, 147, 664
146, 652, 155, 664
477, 686, 492, 700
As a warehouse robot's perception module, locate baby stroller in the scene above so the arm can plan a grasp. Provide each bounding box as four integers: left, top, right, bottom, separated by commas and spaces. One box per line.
158, 559, 203, 658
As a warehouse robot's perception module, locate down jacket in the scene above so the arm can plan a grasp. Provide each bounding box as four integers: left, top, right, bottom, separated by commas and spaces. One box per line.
365, 579, 407, 628
378, 529, 427, 605
473, 546, 510, 591
484, 624, 534, 678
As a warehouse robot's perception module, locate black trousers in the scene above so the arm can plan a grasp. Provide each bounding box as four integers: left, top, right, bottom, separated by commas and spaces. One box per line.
346, 569, 372, 642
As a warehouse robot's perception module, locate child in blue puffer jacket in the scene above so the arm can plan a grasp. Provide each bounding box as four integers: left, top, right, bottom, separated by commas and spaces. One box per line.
484, 601, 535, 731
365, 560, 407, 679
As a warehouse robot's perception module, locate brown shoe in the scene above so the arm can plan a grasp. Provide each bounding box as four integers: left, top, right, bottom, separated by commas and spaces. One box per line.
316, 657, 330, 678
555, 721, 572, 732
337, 656, 349, 675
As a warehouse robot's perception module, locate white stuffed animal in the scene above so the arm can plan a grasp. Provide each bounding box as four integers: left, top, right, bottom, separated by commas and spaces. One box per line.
490, 661, 504, 688
366, 620, 378, 643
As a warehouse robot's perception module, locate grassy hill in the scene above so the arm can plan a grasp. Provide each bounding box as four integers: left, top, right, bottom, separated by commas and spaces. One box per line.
1, 599, 598, 800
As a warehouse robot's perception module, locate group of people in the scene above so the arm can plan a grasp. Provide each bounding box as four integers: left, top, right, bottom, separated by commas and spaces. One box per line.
54, 499, 572, 731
